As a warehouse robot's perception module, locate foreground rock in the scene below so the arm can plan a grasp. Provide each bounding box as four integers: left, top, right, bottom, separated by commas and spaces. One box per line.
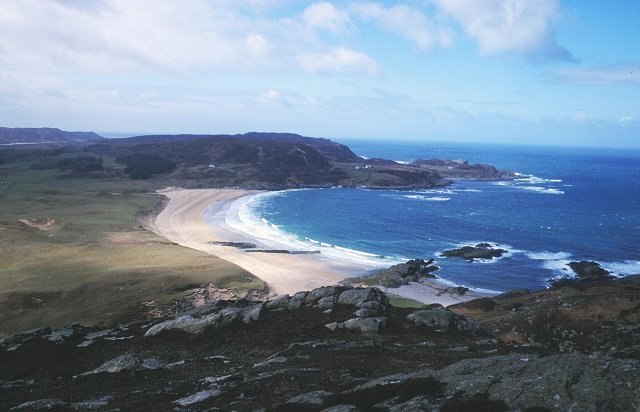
452, 274, 640, 356
313, 353, 640, 411
407, 306, 479, 332
441, 243, 507, 261
2, 279, 639, 411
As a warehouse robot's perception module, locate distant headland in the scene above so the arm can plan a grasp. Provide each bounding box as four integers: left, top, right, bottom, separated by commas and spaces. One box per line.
0, 127, 515, 189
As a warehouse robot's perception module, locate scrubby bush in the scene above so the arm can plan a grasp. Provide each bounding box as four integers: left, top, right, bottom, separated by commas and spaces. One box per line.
116, 153, 176, 179
57, 156, 103, 173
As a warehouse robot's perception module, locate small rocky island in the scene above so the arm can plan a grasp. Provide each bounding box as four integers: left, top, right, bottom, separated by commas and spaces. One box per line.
441, 243, 507, 262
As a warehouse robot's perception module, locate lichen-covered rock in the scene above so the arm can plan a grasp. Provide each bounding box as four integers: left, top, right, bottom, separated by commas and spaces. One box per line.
288, 291, 308, 309
145, 304, 264, 336
46, 327, 76, 343
336, 288, 388, 313
337, 288, 376, 306
338, 317, 386, 333
354, 308, 378, 318
324, 322, 338, 332
242, 303, 264, 324
303, 287, 336, 306
316, 296, 335, 310
217, 307, 242, 328
265, 294, 290, 311
80, 354, 166, 376
287, 390, 334, 406
321, 405, 360, 412
407, 308, 478, 332
173, 389, 221, 406
434, 353, 640, 412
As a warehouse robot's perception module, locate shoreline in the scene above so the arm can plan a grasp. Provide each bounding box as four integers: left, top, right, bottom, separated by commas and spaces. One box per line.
151, 187, 490, 305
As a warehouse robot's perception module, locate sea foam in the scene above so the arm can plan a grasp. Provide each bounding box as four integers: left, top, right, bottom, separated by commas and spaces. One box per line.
223, 191, 403, 268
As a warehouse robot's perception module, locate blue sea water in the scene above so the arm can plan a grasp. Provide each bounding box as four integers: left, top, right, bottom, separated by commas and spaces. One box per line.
244, 141, 640, 292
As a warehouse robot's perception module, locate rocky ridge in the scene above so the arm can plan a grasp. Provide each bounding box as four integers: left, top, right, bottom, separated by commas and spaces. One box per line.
2, 278, 639, 411
0, 127, 103, 144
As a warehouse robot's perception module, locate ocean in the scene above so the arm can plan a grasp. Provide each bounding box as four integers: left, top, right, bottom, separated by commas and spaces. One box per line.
224, 140, 640, 293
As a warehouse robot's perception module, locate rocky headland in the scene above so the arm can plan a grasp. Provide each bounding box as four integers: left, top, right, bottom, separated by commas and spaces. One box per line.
0, 127, 103, 145
2, 275, 639, 411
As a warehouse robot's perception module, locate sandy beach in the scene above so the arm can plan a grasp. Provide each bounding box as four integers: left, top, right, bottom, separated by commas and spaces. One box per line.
151, 187, 487, 305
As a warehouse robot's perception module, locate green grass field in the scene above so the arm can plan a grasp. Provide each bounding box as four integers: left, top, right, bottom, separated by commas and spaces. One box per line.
0, 157, 264, 337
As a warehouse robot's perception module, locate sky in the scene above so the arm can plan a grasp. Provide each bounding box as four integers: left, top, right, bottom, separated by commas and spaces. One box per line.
0, 0, 638, 147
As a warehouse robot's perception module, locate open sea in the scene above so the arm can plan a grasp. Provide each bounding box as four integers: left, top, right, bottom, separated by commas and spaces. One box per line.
226, 140, 640, 293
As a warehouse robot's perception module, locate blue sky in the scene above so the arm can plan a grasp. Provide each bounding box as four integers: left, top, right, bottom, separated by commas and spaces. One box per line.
0, 0, 638, 147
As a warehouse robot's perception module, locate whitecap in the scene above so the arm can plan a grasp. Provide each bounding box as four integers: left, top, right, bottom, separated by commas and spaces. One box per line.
403, 195, 450, 201
541, 259, 573, 274
454, 188, 482, 193
517, 186, 565, 195
217, 191, 404, 268
513, 173, 562, 184
412, 189, 456, 195
600, 260, 640, 276
525, 251, 573, 261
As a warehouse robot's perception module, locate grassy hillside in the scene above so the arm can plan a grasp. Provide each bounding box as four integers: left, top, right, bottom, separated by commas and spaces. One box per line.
0, 156, 264, 337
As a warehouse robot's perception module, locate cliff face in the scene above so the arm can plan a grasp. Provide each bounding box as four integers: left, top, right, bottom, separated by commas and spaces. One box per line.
2, 278, 639, 411
0, 128, 104, 144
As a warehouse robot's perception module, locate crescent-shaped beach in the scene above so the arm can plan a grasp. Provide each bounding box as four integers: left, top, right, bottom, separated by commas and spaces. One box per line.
151, 187, 486, 305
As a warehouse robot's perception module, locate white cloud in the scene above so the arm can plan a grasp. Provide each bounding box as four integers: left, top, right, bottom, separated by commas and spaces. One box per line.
432, 0, 572, 60
619, 116, 639, 126
0, 0, 310, 75
296, 47, 379, 75
554, 63, 640, 85
302, 2, 352, 34
351, 3, 453, 50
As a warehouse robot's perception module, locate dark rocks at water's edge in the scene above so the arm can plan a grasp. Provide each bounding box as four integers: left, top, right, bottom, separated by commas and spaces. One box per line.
245, 249, 321, 255
441, 243, 507, 262
206, 242, 321, 254
207, 241, 258, 249
3, 280, 640, 411
549, 260, 614, 287
344, 258, 440, 288
568, 260, 611, 278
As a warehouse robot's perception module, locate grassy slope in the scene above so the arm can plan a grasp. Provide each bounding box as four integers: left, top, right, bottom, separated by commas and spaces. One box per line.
0, 160, 264, 337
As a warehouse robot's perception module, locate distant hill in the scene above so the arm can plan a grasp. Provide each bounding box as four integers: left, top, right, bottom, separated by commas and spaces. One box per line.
0, 128, 514, 189
118, 132, 362, 163
0, 127, 104, 144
